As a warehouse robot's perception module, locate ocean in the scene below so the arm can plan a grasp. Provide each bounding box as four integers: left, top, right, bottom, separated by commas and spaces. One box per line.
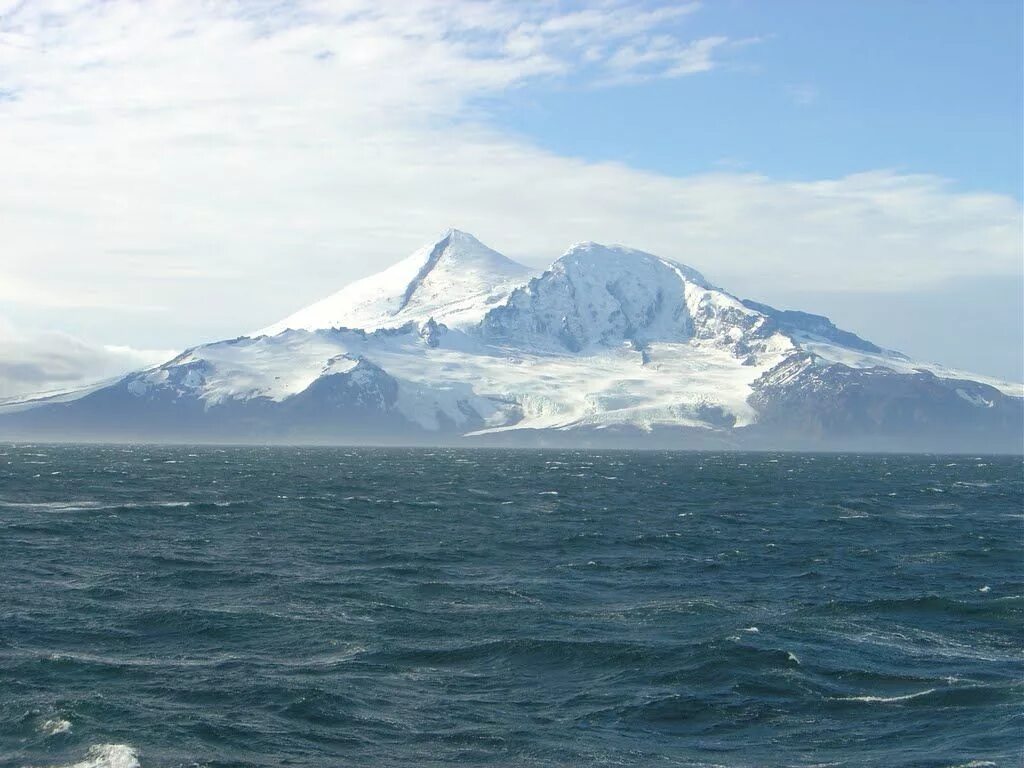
1, 445, 1021, 767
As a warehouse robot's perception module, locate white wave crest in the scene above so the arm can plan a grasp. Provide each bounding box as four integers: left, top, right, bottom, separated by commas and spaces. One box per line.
50, 744, 139, 768
832, 688, 935, 703
39, 717, 72, 736
0, 499, 190, 512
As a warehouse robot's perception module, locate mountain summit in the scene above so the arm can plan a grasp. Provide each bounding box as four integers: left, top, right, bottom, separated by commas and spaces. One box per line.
2, 231, 1021, 450
258, 229, 530, 335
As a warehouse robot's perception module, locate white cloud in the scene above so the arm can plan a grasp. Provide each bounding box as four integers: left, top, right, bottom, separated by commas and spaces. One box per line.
604, 35, 728, 83
0, 0, 1020, 386
0, 318, 174, 400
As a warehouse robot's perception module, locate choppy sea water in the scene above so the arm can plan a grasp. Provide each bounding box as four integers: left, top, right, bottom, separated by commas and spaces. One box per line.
0, 445, 1021, 768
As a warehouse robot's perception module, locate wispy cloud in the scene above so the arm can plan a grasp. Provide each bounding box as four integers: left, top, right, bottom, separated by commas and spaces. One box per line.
603, 34, 729, 84
0, 318, 174, 399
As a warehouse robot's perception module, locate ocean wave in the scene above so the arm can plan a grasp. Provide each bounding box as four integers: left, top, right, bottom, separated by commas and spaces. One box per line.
38, 717, 72, 736
0, 500, 107, 511
812, 619, 1021, 664
826, 682, 1019, 708
0, 499, 192, 512
829, 688, 936, 703
39, 649, 243, 669
42, 744, 139, 768
379, 636, 669, 669
816, 594, 1021, 621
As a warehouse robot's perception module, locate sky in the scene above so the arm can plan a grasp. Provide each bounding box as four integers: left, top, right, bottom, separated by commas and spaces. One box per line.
0, 0, 1021, 398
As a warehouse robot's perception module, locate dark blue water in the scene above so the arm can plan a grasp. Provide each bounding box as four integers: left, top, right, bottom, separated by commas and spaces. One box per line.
1, 446, 1021, 767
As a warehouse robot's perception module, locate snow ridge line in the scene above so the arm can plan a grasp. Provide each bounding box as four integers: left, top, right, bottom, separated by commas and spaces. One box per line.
395, 231, 452, 314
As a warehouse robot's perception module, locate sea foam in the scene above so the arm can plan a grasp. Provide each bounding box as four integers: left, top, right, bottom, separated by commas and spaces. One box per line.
54, 744, 139, 768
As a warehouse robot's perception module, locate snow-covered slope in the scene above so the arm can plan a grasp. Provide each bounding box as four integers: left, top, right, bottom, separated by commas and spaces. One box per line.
485, 242, 706, 349
3, 230, 1021, 450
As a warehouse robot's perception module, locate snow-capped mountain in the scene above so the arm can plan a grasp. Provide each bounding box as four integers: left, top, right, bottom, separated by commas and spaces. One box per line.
2, 229, 1021, 450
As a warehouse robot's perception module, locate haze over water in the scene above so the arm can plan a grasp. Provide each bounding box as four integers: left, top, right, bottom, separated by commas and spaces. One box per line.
2, 446, 1021, 767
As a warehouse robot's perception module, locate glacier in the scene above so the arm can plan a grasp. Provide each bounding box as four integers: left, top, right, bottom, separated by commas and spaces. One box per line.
2, 229, 1021, 451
